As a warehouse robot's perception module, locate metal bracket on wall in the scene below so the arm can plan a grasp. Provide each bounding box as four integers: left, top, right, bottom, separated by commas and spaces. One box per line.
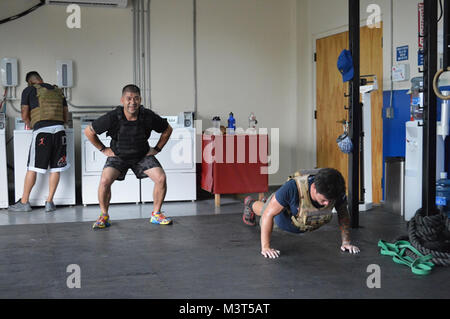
385, 106, 394, 119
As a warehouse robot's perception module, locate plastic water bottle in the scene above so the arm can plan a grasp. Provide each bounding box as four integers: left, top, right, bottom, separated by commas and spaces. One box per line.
248, 112, 257, 128
227, 112, 235, 135
212, 116, 221, 129
436, 172, 450, 219
210, 116, 221, 135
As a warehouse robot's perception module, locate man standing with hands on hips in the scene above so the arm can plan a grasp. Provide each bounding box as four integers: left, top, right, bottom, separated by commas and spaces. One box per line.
84, 84, 173, 229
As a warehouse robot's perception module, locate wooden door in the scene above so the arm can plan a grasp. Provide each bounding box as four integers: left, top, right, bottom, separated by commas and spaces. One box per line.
316, 31, 349, 188
316, 24, 383, 203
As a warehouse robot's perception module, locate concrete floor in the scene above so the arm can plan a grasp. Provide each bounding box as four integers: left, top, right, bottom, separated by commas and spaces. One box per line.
0, 196, 449, 299
0, 196, 240, 226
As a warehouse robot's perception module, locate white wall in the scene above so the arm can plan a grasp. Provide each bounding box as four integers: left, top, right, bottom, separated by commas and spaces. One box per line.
0, 2, 133, 107
150, 0, 195, 115
295, 0, 315, 170
0, 0, 298, 189
0, 0, 134, 193
196, 0, 297, 185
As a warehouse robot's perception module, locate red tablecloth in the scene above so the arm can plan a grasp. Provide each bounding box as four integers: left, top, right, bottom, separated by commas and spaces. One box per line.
201, 134, 269, 194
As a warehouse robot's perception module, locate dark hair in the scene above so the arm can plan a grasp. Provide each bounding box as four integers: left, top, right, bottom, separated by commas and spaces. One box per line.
25, 71, 42, 83
314, 168, 346, 201
122, 84, 141, 96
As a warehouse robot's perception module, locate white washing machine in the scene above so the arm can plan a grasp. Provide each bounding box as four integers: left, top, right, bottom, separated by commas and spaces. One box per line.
13, 128, 76, 206
0, 120, 8, 208
81, 119, 140, 205
141, 126, 197, 202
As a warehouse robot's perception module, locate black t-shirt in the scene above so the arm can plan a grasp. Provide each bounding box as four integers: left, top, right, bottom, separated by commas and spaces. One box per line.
21, 83, 67, 130
92, 106, 169, 160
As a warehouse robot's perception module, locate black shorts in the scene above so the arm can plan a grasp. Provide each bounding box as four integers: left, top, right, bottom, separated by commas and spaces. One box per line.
104, 155, 162, 181
27, 125, 70, 173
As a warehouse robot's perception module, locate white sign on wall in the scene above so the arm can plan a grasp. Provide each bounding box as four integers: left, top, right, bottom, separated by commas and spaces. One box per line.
392, 64, 410, 82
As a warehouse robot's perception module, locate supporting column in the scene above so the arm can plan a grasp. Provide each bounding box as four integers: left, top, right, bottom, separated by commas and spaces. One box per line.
348, 0, 361, 228
444, 0, 450, 175
422, 0, 438, 216
444, 0, 450, 69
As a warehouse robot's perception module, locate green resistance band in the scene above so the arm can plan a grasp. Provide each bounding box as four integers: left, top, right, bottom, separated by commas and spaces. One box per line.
378, 240, 435, 275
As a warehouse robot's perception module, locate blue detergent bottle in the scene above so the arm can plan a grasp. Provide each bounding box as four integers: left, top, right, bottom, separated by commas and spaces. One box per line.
436, 172, 450, 219
227, 112, 236, 134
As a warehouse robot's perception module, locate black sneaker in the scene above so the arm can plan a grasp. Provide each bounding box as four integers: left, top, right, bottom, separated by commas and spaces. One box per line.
242, 196, 256, 226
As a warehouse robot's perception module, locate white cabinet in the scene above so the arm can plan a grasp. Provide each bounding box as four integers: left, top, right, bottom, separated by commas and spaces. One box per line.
81, 122, 196, 205
404, 120, 445, 221
141, 173, 196, 202
13, 129, 76, 206
141, 127, 196, 202
0, 129, 8, 208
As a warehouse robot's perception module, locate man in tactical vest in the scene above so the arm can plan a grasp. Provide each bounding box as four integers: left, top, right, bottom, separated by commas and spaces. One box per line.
243, 168, 360, 258
84, 84, 173, 229
8, 71, 69, 213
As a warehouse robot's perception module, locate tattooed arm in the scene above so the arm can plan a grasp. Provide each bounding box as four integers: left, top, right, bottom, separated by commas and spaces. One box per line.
336, 198, 360, 254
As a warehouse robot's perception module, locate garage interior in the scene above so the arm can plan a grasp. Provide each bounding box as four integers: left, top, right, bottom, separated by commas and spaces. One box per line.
0, 0, 449, 300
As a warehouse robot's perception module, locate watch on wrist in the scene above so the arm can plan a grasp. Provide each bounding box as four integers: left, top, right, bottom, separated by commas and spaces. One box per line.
100, 146, 106, 152
154, 146, 161, 153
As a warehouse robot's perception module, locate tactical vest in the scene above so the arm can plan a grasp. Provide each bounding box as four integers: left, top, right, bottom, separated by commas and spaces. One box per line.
108, 106, 151, 159
30, 84, 65, 128
288, 174, 334, 232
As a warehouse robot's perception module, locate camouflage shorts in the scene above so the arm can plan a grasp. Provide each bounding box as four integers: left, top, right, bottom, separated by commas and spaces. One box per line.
104, 155, 162, 181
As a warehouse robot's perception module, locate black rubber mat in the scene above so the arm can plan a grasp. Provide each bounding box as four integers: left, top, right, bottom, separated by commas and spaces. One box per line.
0, 208, 449, 298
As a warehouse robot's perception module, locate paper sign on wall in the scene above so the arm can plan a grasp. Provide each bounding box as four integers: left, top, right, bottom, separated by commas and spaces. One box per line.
392, 64, 410, 82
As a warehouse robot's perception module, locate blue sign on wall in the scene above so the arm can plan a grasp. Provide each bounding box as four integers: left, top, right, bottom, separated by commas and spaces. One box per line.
418, 50, 424, 66
396, 45, 409, 61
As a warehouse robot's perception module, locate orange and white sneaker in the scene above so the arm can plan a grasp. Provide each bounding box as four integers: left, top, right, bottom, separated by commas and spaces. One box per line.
150, 211, 173, 225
